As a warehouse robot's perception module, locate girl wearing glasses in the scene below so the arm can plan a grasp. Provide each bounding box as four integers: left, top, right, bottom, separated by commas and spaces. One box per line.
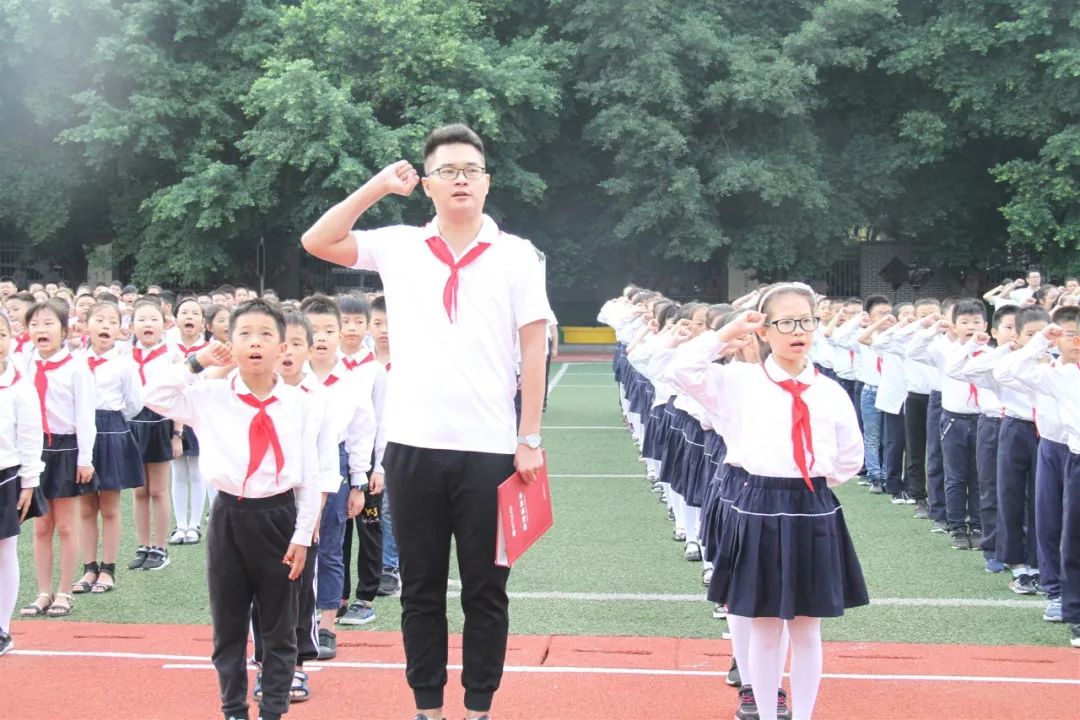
663, 283, 868, 720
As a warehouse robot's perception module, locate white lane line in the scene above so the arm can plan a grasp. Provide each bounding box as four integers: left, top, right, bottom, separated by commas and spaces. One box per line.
482, 592, 1043, 608
548, 474, 642, 479
548, 384, 615, 389
547, 363, 569, 397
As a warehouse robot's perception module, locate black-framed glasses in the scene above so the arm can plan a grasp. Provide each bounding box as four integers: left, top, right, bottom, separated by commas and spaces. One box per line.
765, 317, 820, 334
428, 165, 486, 181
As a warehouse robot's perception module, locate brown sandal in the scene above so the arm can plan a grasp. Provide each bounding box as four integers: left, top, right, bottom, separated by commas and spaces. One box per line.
21, 592, 53, 617
72, 561, 99, 594
46, 592, 74, 617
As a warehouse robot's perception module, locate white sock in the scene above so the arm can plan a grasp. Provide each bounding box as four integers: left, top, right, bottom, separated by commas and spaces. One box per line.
748, 617, 786, 720
185, 457, 206, 529
787, 617, 823, 720
171, 458, 191, 530
680, 504, 700, 543
727, 613, 752, 677
0, 536, 18, 634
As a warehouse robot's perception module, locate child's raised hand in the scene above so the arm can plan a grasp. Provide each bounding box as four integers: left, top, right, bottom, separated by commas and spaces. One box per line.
973, 332, 990, 346
379, 160, 419, 197
647, 318, 659, 333
718, 311, 765, 342
282, 543, 307, 581
667, 325, 694, 347
1020, 296, 1037, 308
919, 312, 940, 329
935, 318, 952, 333
858, 312, 871, 327
196, 341, 232, 368
1043, 324, 1064, 341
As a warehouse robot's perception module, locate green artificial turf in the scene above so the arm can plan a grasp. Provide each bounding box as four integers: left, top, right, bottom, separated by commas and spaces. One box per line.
14, 361, 1066, 647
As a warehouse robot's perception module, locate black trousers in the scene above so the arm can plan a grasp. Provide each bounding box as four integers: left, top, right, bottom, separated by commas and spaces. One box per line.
941, 411, 980, 532
207, 491, 300, 720
253, 539, 319, 666
903, 393, 929, 500
882, 409, 906, 495
996, 417, 1039, 567
1060, 453, 1080, 623
384, 442, 514, 713
342, 491, 383, 603
976, 416, 1003, 559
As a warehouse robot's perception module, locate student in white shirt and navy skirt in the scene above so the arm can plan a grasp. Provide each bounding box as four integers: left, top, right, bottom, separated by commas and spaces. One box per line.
0, 312, 45, 655
19, 299, 98, 619
665, 284, 868, 720
303, 125, 554, 720
144, 300, 321, 720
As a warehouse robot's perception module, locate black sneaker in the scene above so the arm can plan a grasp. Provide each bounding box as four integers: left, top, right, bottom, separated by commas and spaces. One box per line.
1069, 623, 1080, 648
950, 530, 972, 550
913, 500, 930, 519
128, 545, 150, 570
378, 568, 401, 597
735, 685, 758, 719
930, 520, 949, 534
0, 630, 13, 656
317, 628, 337, 660
777, 688, 793, 720
1031, 572, 1046, 595
1010, 574, 1037, 595
726, 657, 741, 687
142, 547, 170, 570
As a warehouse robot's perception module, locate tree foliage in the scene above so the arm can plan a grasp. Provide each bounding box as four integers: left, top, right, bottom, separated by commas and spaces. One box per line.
1, 0, 1078, 291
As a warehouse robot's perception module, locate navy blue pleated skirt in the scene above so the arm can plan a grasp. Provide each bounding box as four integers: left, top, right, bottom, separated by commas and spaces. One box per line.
93, 410, 145, 491
613, 343, 628, 386
653, 398, 677, 465
642, 398, 670, 461
707, 472, 869, 619
0, 466, 48, 538
628, 377, 651, 416
700, 461, 736, 564
129, 407, 174, 464
41, 433, 97, 499
683, 425, 716, 508
671, 421, 706, 499
181, 425, 200, 457
659, 409, 690, 485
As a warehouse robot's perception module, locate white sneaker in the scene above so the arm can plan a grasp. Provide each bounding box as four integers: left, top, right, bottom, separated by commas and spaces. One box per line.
184, 528, 201, 544
168, 528, 187, 545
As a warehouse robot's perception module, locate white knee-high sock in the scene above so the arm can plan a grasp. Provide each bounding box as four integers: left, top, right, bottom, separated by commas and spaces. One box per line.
786, 616, 823, 720
681, 505, 700, 545
727, 613, 752, 677
0, 536, 18, 634
184, 457, 206, 529
748, 617, 786, 720
171, 459, 191, 530
645, 458, 659, 478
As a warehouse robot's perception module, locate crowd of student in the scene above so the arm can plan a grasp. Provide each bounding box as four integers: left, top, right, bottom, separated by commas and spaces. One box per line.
0, 277, 402, 708
600, 274, 1080, 720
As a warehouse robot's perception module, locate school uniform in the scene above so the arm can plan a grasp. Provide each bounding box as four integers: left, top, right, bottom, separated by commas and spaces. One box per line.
663, 339, 868, 619
175, 340, 210, 458
872, 343, 908, 497
82, 347, 144, 491
828, 317, 862, 425
838, 327, 884, 487
0, 365, 45, 538
910, 329, 982, 533
22, 347, 98, 499
947, 345, 1010, 557
995, 336, 1077, 599
876, 323, 935, 504
304, 359, 378, 612
142, 364, 321, 720
128, 341, 181, 463
347, 213, 553, 713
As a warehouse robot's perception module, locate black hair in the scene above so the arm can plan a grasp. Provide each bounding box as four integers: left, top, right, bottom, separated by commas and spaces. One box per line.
706, 303, 734, 329
8, 291, 34, 305
940, 296, 961, 313
653, 301, 679, 328
371, 295, 387, 314
864, 294, 892, 313
1051, 305, 1080, 326
97, 292, 119, 304
1065, 276, 1078, 285
203, 304, 229, 340
75, 292, 96, 305
175, 296, 202, 314
283, 309, 314, 346
951, 299, 987, 322
760, 284, 816, 317
843, 297, 863, 307
338, 293, 372, 321
0, 313, 9, 332
229, 298, 285, 341
893, 301, 914, 314
675, 302, 707, 322
131, 298, 166, 323
423, 124, 485, 164
914, 297, 941, 310
25, 299, 69, 334
0, 275, 14, 284
1015, 306, 1051, 332
621, 284, 641, 299
991, 304, 1018, 330
299, 293, 342, 324
218, 284, 235, 296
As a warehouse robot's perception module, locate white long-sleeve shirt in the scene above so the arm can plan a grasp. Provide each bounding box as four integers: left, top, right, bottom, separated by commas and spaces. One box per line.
307, 359, 377, 490
661, 333, 864, 485
908, 329, 981, 415
295, 373, 345, 494
143, 364, 321, 546
20, 347, 97, 466
0, 363, 45, 486
993, 334, 1079, 448
81, 347, 142, 419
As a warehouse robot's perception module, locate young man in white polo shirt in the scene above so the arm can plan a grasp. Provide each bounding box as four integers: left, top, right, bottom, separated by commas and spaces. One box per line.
302, 124, 552, 720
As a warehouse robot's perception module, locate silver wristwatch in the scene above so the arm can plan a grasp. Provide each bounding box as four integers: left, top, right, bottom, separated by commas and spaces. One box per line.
517, 434, 542, 450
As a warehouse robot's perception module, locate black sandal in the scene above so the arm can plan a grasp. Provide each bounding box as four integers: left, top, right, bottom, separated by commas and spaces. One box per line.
91, 562, 116, 593
289, 670, 310, 702
253, 671, 263, 702
72, 562, 99, 594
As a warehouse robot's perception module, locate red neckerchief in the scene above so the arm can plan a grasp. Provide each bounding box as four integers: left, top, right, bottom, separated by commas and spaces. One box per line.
133, 344, 168, 385
178, 341, 208, 356
876, 356, 883, 374
14, 333, 30, 354
762, 362, 818, 492
231, 377, 285, 495
87, 356, 109, 375
968, 350, 983, 408
324, 374, 340, 387
34, 352, 74, 444
343, 352, 375, 371
424, 236, 492, 322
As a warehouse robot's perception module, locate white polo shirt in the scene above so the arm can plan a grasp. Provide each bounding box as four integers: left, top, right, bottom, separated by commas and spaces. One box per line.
349, 214, 553, 454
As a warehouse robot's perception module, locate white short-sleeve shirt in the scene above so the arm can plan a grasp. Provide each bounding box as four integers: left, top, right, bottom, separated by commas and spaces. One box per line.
350, 214, 554, 454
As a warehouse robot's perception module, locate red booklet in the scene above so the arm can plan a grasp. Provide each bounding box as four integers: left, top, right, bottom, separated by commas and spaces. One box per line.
495, 457, 554, 568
